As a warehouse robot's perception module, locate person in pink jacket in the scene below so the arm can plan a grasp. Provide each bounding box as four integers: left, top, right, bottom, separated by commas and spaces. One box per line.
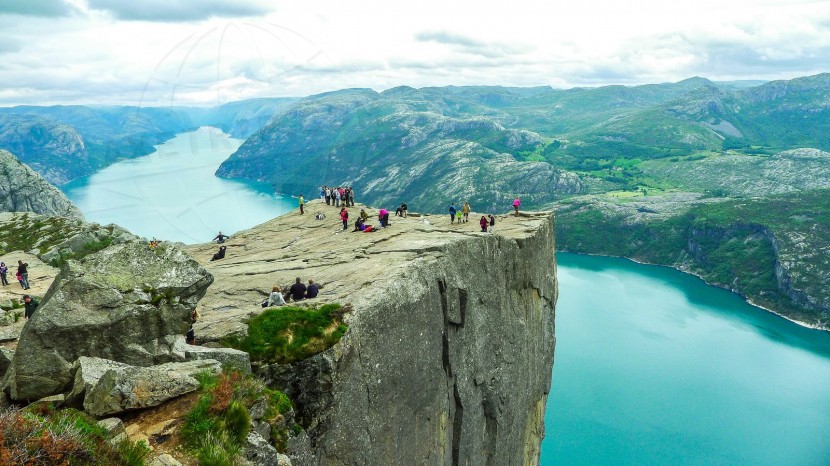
512, 197, 521, 216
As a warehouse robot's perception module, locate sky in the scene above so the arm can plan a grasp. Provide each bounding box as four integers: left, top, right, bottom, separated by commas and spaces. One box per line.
0, 0, 828, 106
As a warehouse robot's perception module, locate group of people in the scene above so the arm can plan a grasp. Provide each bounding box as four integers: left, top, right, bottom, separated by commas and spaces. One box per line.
447, 200, 510, 232
0, 260, 31, 290
339, 207, 392, 232
321, 186, 355, 207
264, 277, 320, 307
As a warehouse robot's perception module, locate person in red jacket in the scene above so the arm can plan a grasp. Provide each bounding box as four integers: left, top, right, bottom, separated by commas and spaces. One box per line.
479, 216, 488, 232
340, 207, 349, 231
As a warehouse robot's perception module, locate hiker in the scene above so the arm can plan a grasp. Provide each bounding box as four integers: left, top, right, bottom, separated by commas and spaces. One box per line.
344, 187, 351, 207
353, 216, 365, 231
23, 294, 38, 319
210, 245, 227, 261
480, 216, 489, 232
306, 279, 319, 299
0, 262, 8, 286
320, 187, 326, 201
186, 308, 199, 344
288, 277, 307, 302
340, 207, 349, 231
148, 238, 161, 249
449, 203, 457, 224
348, 187, 355, 206
456, 210, 463, 224
213, 231, 230, 243
379, 208, 390, 227
488, 214, 496, 232
325, 186, 332, 205
512, 197, 521, 216
462, 202, 471, 223
360, 208, 369, 221
395, 203, 408, 217
17, 260, 29, 290
266, 286, 287, 307
299, 194, 305, 214
335, 189, 342, 207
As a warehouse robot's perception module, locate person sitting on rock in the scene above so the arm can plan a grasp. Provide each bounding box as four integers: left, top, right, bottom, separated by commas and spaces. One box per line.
305, 279, 319, 299
267, 286, 287, 307
213, 231, 230, 243
210, 245, 227, 261
23, 294, 38, 319
288, 277, 307, 302
353, 216, 365, 232
480, 215, 489, 232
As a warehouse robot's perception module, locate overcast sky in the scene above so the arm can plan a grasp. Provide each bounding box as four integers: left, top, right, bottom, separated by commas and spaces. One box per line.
0, 0, 828, 106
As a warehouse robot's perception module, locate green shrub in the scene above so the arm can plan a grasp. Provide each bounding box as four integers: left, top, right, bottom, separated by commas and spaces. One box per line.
225, 304, 349, 364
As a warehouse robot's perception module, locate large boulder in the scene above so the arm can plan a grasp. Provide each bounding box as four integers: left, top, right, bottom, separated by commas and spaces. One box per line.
83, 359, 221, 417
4, 241, 213, 401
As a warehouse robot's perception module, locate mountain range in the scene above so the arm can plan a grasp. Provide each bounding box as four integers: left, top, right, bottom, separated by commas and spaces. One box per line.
0, 73, 827, 328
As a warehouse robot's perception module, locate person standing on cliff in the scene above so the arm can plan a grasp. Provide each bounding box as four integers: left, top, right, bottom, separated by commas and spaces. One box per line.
488, 214, 496, 232
23, 294, 38, 319
0, 261, 8, 286
349, 187, 356, 206
335, 189, 341, 207
340, 207, 349, 231
325, 186, 331, 205
298, 194, 305, 214
512, 197, 521, 217
479, 216, 489, 232
449, 203, 457, 224
17, 260, 29, 290
462, 201, 471, 223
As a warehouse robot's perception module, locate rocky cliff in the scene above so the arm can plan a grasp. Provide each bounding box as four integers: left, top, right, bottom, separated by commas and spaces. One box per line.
185, 201, 557, 465
0, 149, 83, 218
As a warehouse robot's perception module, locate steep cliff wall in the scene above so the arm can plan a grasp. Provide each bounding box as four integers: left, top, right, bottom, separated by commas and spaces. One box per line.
0, 150, 83, 218
185, 201, 557, 465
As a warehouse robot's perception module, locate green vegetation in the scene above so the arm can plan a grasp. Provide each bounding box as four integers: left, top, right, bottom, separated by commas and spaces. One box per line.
181, 371, 294, 465
0, 404, 150, 465
556, 190, 830, 326
224, 304, 349, 365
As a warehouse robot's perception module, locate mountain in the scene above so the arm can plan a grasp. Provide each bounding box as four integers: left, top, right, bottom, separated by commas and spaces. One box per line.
216, 88, 582, 212
0, 98, 294, 185
0, 149, 83, 218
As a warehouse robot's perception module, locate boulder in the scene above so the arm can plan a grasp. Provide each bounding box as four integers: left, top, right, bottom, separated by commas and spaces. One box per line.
183, 344, 251, 374
4, 241, 213, 401
245, 431, 280, 466
97, 417, 126, 439
0, 348, 13, 378
77, 358, 221, 417
0, 311, 14, 327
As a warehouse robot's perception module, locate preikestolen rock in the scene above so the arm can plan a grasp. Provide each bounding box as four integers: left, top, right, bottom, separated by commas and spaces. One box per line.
79, 358, 221, 417
4, 241, 213, 401
183, 344, 251, 374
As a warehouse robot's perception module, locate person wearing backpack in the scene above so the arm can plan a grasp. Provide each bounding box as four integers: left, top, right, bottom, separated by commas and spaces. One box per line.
449, 203, 457, 224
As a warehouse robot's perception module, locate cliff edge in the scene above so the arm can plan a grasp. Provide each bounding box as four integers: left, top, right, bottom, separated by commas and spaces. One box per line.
185, 201, 557, 465
0, 149, 83, 218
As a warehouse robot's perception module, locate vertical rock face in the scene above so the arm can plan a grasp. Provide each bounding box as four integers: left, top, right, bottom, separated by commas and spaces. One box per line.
189, 203, 557, 465
291, 213, 556, 465
0, 149, 83, 218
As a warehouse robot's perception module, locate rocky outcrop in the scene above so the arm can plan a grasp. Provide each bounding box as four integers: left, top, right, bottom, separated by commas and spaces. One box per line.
4, 240, 213, 401
79, 358, 221, 417
0, 150, 83, 218
185, 201, 557, 465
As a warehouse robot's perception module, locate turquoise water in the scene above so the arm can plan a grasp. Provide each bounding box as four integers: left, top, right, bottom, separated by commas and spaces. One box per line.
543, 253, 830, 466
63, 127, 295, 244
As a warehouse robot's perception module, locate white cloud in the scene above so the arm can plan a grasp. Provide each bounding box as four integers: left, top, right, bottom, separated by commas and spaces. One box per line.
0, 0, 828, 105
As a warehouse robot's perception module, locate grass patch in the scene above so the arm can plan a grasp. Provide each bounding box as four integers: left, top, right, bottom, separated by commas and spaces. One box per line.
224, 304, 350, 365
0, 405, 151, 465
181, 371, 295, 464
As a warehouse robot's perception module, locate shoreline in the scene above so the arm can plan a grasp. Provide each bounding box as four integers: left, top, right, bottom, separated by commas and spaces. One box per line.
557, 250, 829, 333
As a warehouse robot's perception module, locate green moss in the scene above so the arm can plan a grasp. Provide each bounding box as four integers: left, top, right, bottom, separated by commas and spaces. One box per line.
224, 304, 349, 365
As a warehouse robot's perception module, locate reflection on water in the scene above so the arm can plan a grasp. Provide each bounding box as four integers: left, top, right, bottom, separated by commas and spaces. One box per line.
64, 127, 295, 244
543, 253, 830, 466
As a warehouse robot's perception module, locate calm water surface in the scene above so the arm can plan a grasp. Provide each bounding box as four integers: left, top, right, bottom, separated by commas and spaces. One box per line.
63, 127, 294, 243
542, 253, 830, 465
